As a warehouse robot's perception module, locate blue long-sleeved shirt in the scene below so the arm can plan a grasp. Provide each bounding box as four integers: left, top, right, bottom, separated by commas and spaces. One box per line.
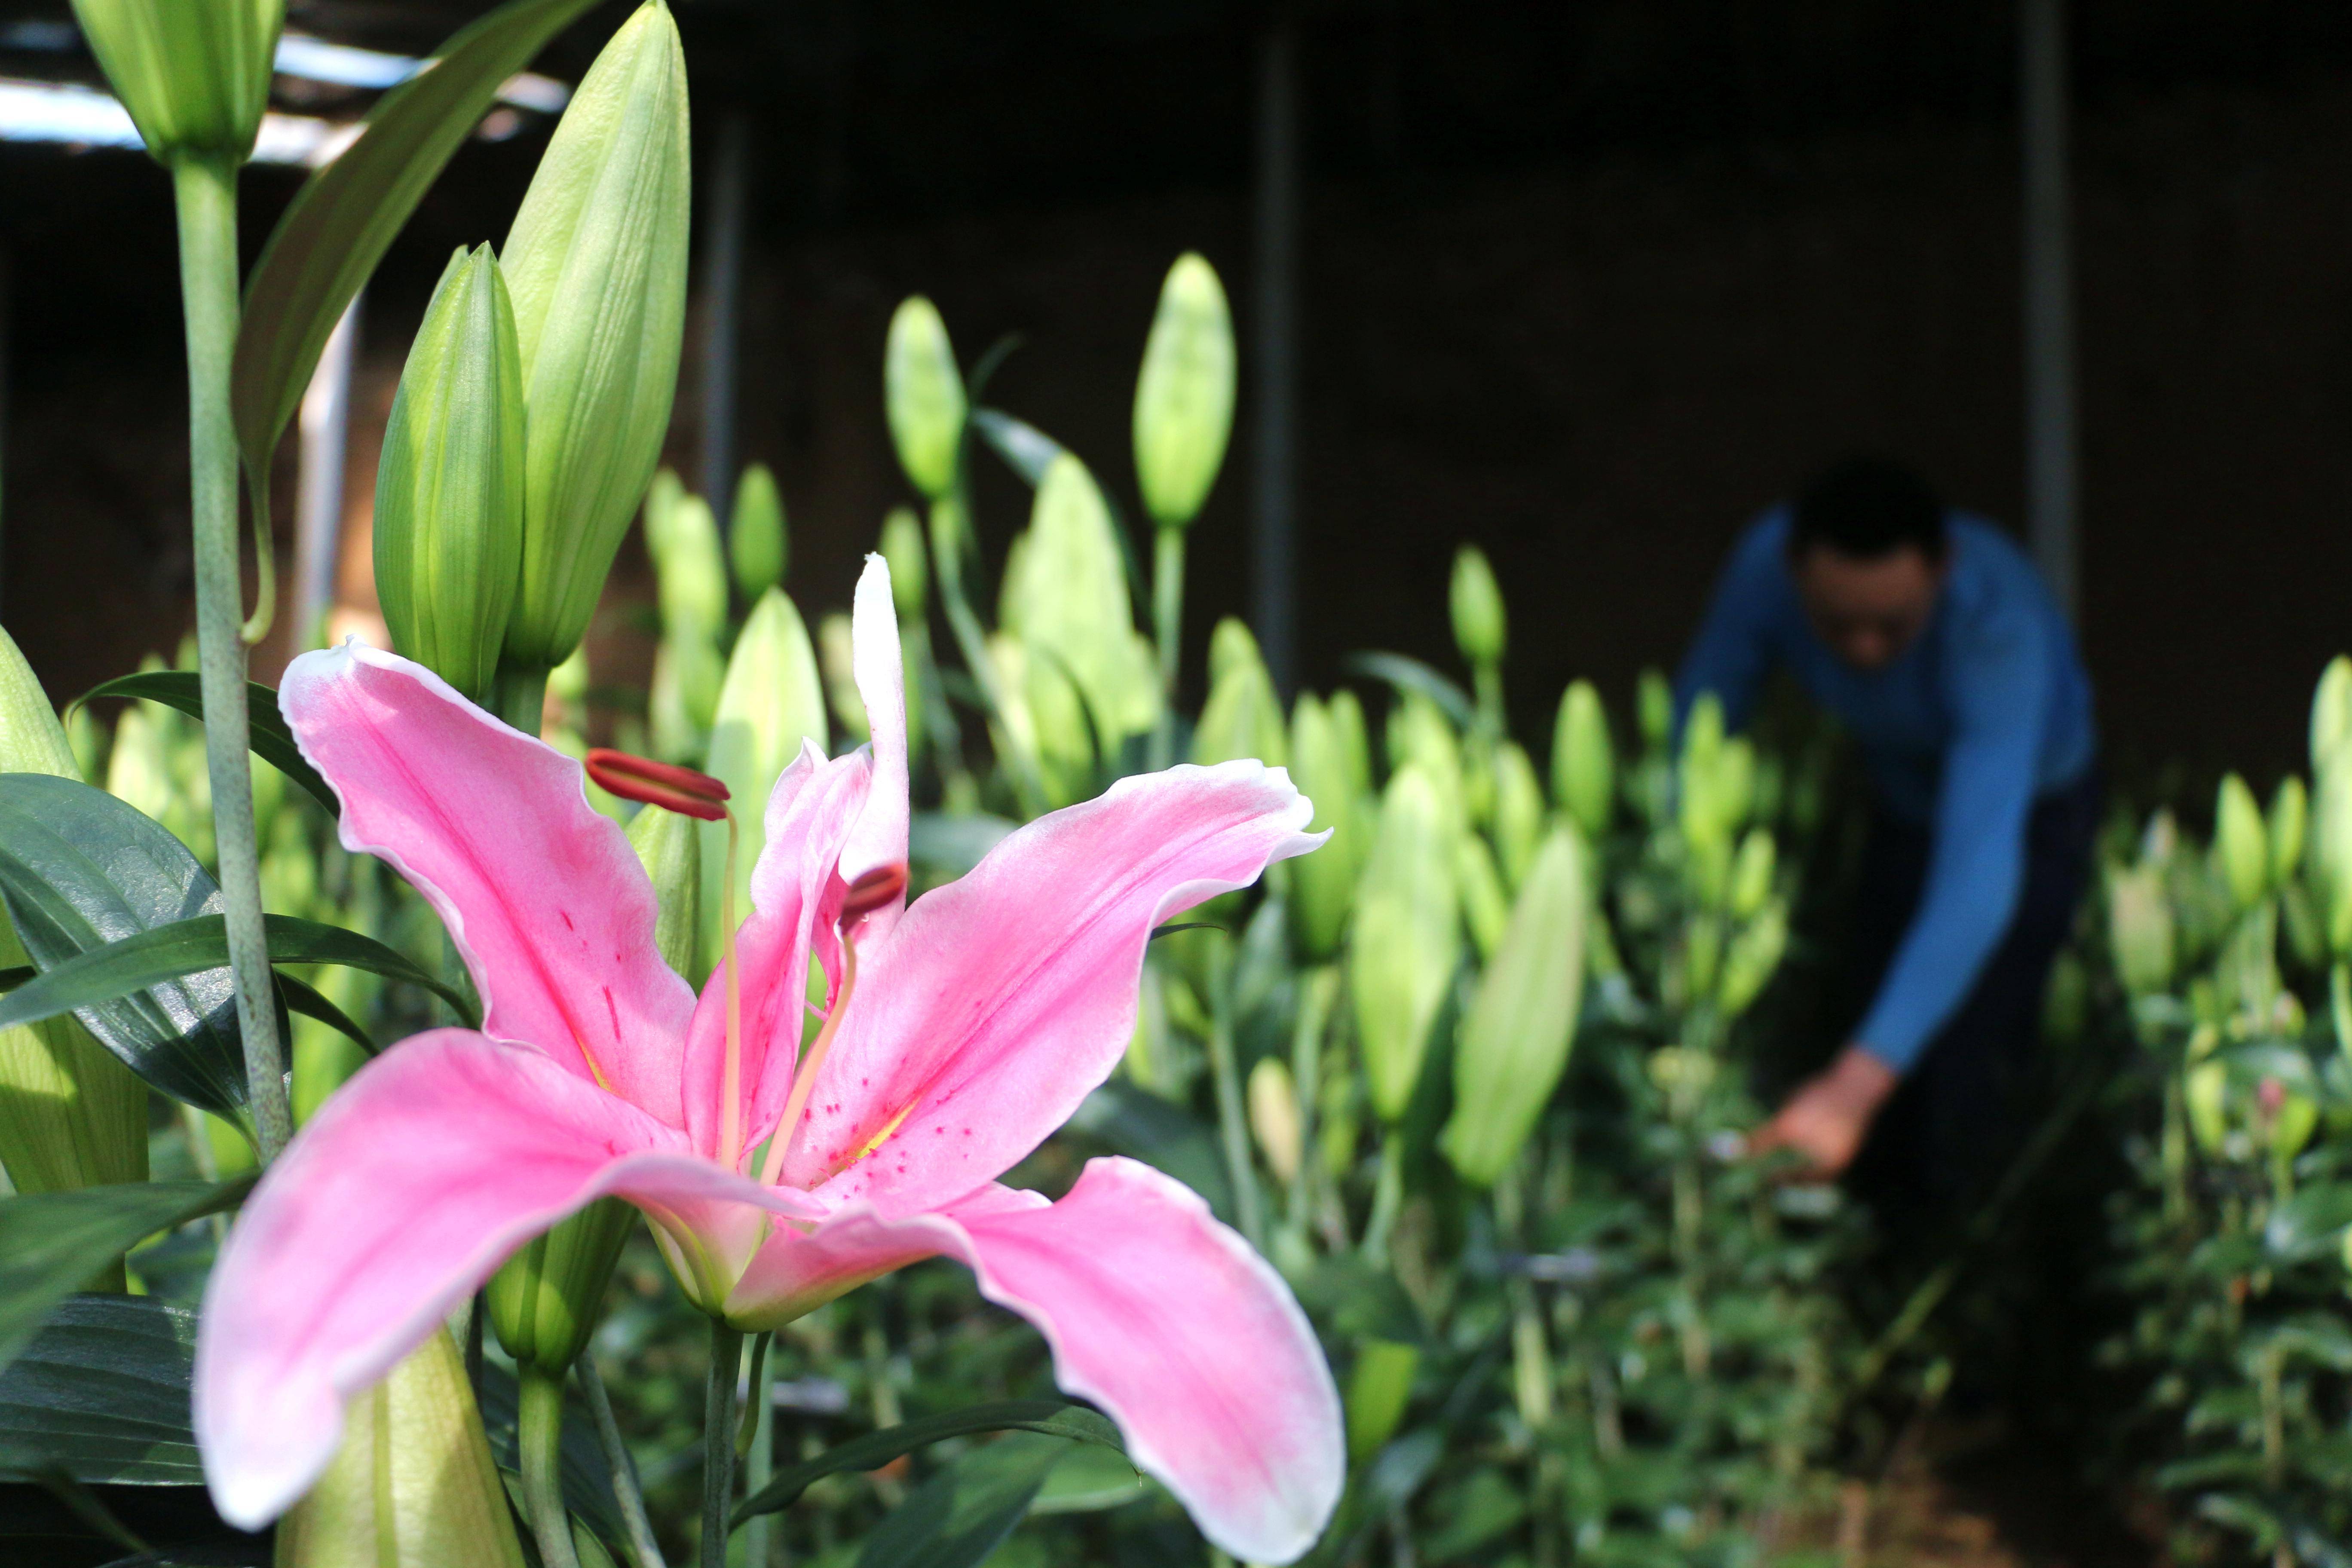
1676, 507, 2095, 1072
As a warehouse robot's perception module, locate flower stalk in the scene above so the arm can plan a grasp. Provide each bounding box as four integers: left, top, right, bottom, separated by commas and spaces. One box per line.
518, 1366, 582, 1568
1151, 524, 1185, 769
172, 152, 289, 1162
701, 1321, 744, 1568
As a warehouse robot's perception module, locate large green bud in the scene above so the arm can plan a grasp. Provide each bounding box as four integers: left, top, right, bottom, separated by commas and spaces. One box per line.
1192, 619, 1287, 768
0, 627, 147, 1203
729, 462, 787, 603
2269, 776, 2308, 892
2312, 655, 2352, 772
1441, 827, 1589, 1186
500, 0, 691, 672
70, 0, 282, 165
1351, 766, 1461, 1122
1345, 1340, 1420, 1465
701, 590, 826, 957
1288, 693, 1362, 963
1716, 899, 1789, 1019
1455, 830, 1509, 963
1550, 680, 1614, 839
885, 296, 966, 501
1001, 455, 1160, 764
270, 1330, 527, 1568
1132, 252, 1236, 529
1636, 668, 1674, 753
2215, 773, 2269, 913
1729, 827, 1776, 920
653, 494, 728, 641
1491, 741, 1546, 891
373, 246, 526, 704
2105, 861, 2175, 997
1448, 546, 1506, 669
880, 505, 929, 622
2316, 763, 2352, 954
1327, 689, 1373, 805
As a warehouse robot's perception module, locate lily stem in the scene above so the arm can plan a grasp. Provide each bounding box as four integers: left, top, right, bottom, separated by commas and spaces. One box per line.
518, 1366, 582, 1568
493, 661, 551, 739
1202, 937, 1265, 1249
1149, 524, 1185, 770
170, 153, 290, 1164
577, 1354, 668, 1568
701, 1320, 744, 1568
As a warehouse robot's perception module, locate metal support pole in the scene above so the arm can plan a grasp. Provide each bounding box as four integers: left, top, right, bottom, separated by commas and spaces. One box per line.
1251, 15, 1301, 693
2020, 0, 2078, 619
701, 112, 750, 528
291, 291, 360, 650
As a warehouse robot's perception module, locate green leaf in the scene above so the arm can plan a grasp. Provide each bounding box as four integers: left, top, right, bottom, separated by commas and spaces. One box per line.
969, 407, 1065, 487
1342, 653, 1476, 730
1062, 1080, 1233, 1221
73, 673, 335, 820
0, 1182, 251, 1375
275, 972, 377, 1058
0, 1295, 200, 1485
851, 1433, 1076, 1568
2263, 1180, 2352, 1262
0, 776, 247, 1117
230, 0, 602, 485
0, 914, 477, 1042
734, 1400, 1119, 1524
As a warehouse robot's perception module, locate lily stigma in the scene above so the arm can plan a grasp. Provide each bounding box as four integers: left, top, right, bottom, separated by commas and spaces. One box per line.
193, 556, 1344, 1564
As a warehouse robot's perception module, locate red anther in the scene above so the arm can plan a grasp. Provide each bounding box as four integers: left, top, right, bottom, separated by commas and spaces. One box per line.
840, 862, 909, 923
585, 748, 731, 822
2257, 1076, 2286, 1117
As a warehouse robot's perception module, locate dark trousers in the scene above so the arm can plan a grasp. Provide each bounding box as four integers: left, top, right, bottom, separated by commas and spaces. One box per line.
1841, 766, 2101, 1219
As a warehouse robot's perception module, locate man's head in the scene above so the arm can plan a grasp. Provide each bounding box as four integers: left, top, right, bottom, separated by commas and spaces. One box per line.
1785, 457, 1948, 671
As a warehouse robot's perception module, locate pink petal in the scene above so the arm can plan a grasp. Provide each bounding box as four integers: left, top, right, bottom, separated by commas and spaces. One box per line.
839, 555, 910, 944
279, 643, 696, 1126
194, 1030, 821, 1529
778, 762, 1323, 1205
731, 1159, 1343, 1564
681, 742, 871, 1160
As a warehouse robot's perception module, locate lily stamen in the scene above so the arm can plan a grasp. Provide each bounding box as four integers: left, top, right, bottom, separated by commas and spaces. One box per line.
757, 862, 907, 1187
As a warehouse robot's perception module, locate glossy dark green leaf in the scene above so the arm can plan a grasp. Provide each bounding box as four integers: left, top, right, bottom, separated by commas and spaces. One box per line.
0, 776, 246, 1117
0, 1181, 251, 1375
1341, 653, 1477, 730
735, 1400, 1119, 1524
851, 1433, 1077, 1568
0, 914, 476, 1042
274, 974, 377, 1058
0, 1296, 200, 1485
73, 674, 334, 820
969, 407, 1065, 486
231, 0, 601, 484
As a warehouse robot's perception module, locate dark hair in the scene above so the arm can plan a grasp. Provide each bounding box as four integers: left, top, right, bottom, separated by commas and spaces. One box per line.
1788, 457, 1947, 561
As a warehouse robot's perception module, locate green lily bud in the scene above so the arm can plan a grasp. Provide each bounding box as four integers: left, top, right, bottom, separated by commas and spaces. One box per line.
1351, 766, 1461, 1123
648, 634, 722, 760
1346, 1340, 1420, 1465
2313, 655, 2352, 772
626, 796, 701, 980
271, 1329, 526, 1568
1491, 741, 1545, 891
1132, 252, 1236, 529
1637, 668, 1674, 753
69, 0, 281, 165
1683, 913, 1723, 1003
641, 466, 686, 559
373, 246, 526, 704
487, 1197, 635, 1376
2269, 776, 2308, 892
992, 634, 1090, 808
1550, 680, 1614, 839
1442, 828, 1589, 1187
1449, 546, 1506, 668
881, 505, 928, 621
2105, 862, 2175, 997
702, 589, 827, 956
654, 494, 728, 640
729, 462, 787, 603
819, 612, 869, 745
1385, 694, 1463, 828
1729, 828, 1776, 920
1287, 694, 1361, 963
2215, 773, 2269, 913
1193, 619, 1287, 769
1246, 1057, 1303, 1185
1328, 689, 1374, 808
1718, 900, 1788, 1018
1002, 455, 1161, 760
500, 0, 692, 672
885, 296, 966, 501
2317, 765, 2352, 954
2185, 1059, 2227, 1155
0, 627, 147, 1204
1456, 831, 1509, 962
2272, 1088, 2319, 1162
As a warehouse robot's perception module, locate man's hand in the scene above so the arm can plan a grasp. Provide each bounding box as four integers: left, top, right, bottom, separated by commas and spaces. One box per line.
1749, 1045, 1899, 1179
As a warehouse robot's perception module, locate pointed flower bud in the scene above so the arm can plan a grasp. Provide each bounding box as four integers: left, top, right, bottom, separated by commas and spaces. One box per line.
730, 462, 788, 603
1456, 831, 1509, 963
69, 0, 282, 165
488, 1199, 635, 1377
1193, 619, 1287, 769
2105, 861, 2174, 997
584, 748, 730, 821
1346, 1341, 1420, 1464
1246, 1057, 1303, 1186
1729, 828, 1776, 920
625, 792, 701, 979
880, 505, 929, 621
885, 296, 966, 501
1717, 900, 1789, 1018
2313, 655, 2352, 772
2269, 775, 2308, 892
1551, 680, 1614, 839
2215, 773, 2269, 913
1001, 455, 1161, 763
1449, 546, 1506, 668
501, 0, 692, 672
1442, 827, 1589, 1187
1637, 668, 1674, 753
1352, 766, 1461, 1123
1132, 252, 1236, 529
1491, 741, 1545, 891
702, 589, 826, 956
374, 246, 526, 704
654, 493, 728, 640
1286, 694, 1361, 963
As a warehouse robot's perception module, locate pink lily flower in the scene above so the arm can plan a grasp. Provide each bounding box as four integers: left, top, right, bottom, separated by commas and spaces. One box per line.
194, 557, 1344, 1563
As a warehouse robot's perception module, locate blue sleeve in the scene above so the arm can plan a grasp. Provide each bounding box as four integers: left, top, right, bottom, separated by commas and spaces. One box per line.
1855, 610, 2049, 1072
1675, 516, 1783, 731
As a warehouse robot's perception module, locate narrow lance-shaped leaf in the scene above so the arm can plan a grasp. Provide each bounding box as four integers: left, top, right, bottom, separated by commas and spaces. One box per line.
0, 1178, 251, 1374
736, 1401, 1120, 1522
0, 1294, 203, 1485
73, 672, 335, 819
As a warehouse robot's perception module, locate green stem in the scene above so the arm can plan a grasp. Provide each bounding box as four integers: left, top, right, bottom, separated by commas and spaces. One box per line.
1288, 967, 1335, 1229
519, 1366, 582, 1568
741, 1335, 775, 1568
1203, 941, 1264, 1248
1362, 1131, 1403, 1265
701, 1321, 744, 1568
170, 154, 290, 1164
1150, 525, 1185, 770
493, 662, 552, 738
577, 1354, 667, 1568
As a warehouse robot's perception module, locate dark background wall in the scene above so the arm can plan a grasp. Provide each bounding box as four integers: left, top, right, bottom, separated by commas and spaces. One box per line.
7, 0, 2352, 787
